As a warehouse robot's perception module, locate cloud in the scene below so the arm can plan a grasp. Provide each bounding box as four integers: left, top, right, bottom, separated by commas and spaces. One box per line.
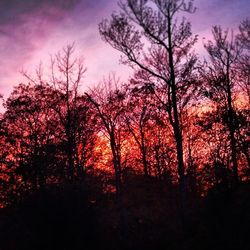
1, 0, 249, 98
192, 0, 250, 32
0, 0, 80, 24
0, 0, 117, 94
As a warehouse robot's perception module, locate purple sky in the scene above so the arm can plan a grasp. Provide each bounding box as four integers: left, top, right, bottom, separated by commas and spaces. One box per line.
0, 0, 249, 98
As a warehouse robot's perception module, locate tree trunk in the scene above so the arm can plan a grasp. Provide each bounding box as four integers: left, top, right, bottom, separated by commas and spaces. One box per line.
167, 21, 186, 189
226, 64, 239, 184
142, 147, 149, 176
167, 13, 186, 225
110, 133, 123, 199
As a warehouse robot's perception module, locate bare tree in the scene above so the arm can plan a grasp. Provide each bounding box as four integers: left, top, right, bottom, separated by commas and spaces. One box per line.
124, 85, 155, 176
99, 0, 199, 215
238, 19, 250, 50
202, 26, 242, 183
48, 44, 87, 181
237, 19, 250, 103
85, 75, 126, 199
236, 19, 250, 172
22, 44, 93, 182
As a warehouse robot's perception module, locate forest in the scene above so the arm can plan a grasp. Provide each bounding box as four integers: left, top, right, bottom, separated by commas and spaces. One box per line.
0, 0, 249, 250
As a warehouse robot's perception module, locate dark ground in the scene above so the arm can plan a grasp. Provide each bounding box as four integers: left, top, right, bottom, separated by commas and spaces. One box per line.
1, 175, 250, 250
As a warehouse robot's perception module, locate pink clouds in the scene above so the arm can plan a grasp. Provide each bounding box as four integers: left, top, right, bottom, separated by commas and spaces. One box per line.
0, 0, 249, 99
0, 1, 79, 94
0, 0, 125, 97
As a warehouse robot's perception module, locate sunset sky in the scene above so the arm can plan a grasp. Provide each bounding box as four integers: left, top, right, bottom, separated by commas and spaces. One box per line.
0, 0, 249, 98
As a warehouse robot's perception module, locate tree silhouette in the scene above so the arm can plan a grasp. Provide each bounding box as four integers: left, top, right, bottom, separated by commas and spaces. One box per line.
47, 44, 88, 181
124, 84, 155, 177
99, 0, 200, 220
0, 83, 56, 197
237, 18, 250, 95
85, 75, 126, 199
202, 26, 242, 183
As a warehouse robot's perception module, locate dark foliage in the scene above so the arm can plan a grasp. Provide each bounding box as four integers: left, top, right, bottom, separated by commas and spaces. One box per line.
1, 175, 250, 250
0, 184, 96, 250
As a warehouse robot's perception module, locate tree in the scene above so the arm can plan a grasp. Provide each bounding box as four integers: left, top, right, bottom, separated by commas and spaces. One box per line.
0, 44, 96, 200
237, 19, 250, 102
0, 83, 59, 204
124, 84, 155, 176
99, 0, 199, 213
238, 19, 250, 50
23, 44, 95, 182
47, 44, 88, 181
202, 26, 242, 183
85, 76, 126, 199
236, 19, 250, 173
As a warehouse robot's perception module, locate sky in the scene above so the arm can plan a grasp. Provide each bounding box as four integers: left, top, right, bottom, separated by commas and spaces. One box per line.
0, 0, 249, 98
